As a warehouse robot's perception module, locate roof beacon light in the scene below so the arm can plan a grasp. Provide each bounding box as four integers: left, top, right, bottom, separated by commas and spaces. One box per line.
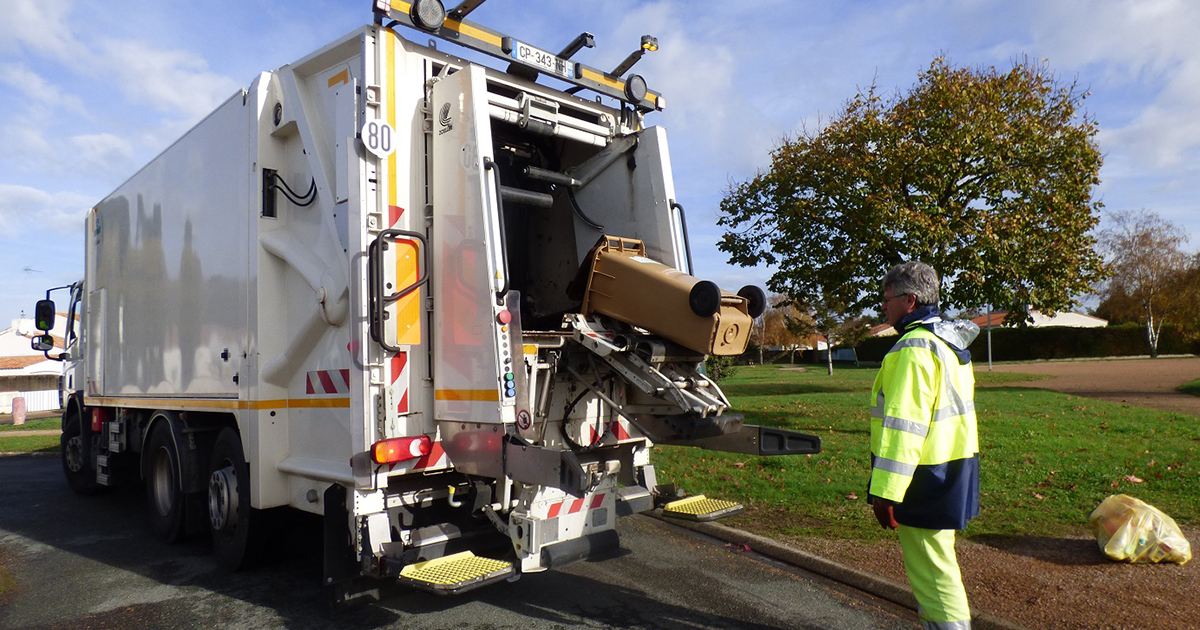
372, 435, 432, 465
411, 0, 446, 32
611, 34, 658, 78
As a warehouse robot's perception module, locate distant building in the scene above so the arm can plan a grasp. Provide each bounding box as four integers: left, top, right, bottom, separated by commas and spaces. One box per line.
867, 310, 1107, 339
0, 314, 71, 414
970, 310, 1108, 329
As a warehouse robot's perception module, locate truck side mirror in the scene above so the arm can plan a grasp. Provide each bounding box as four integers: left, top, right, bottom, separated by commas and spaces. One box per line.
35, 299, 56, 331
31, 334, 54, 352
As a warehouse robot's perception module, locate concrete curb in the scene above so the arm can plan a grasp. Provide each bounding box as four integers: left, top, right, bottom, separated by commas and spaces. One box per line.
651, 513, 1031, 630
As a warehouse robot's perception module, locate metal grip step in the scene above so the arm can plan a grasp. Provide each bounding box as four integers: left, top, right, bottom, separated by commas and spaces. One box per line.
660, 495, 744, 522
398, 551, 514, 595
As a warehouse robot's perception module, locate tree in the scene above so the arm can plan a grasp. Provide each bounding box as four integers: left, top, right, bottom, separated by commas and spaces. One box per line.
758, 294, 869, 373
1097, 209, 1192, 356
718, 57, 1105, 324
799, 293, 870, 376
758, 296, 811, 363
1174, 255, 1200, 341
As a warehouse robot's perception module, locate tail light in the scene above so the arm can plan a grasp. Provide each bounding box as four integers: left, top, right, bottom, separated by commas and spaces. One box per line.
371, 436, 432, 465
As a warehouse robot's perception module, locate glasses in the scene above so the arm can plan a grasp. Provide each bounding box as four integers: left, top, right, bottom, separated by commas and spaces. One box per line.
882, 293, 910, 306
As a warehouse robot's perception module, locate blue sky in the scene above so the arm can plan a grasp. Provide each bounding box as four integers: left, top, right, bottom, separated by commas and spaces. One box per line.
3, 0, 1198, 327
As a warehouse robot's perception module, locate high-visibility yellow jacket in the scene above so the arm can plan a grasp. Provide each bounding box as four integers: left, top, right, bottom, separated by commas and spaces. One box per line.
869, 311, 980, 530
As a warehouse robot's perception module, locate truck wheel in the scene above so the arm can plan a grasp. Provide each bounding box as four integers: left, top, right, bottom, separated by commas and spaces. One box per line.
209, 427, 261, 571
61, 408, 101, 495
145, 423, 188, 543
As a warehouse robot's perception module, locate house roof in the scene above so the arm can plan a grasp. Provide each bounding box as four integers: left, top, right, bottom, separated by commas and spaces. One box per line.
0, 356, 49, 370
869, 323, 897, 337
971, 312, 1009, 327
970, 310, 1108, 328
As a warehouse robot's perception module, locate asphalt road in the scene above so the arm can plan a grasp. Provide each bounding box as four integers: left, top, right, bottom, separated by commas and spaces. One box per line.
0, 455, 911, 630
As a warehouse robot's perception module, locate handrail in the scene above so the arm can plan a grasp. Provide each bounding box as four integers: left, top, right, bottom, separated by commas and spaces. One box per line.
483, 157, 511, 304
369, 229, 430, 352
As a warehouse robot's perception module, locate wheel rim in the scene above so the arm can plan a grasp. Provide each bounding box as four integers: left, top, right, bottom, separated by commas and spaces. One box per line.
151, 448, 176, 516
65, 435, 84, 473
208, 464, 239, 532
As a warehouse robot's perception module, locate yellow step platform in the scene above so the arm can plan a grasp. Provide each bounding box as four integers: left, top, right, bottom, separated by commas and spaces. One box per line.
660, 495, 744, 522
398, 551, 514, 595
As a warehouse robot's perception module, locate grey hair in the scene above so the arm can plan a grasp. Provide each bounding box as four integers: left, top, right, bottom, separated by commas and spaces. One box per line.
883, 261, 939, 307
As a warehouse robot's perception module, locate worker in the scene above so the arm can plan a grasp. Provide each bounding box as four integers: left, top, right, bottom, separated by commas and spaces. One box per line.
869, 261, 980, 630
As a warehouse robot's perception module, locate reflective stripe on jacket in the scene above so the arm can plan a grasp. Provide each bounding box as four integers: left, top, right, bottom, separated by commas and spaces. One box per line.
869, 322, 980, 530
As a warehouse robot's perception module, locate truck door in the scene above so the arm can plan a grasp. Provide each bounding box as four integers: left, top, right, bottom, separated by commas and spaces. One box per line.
429, 65, 513, 428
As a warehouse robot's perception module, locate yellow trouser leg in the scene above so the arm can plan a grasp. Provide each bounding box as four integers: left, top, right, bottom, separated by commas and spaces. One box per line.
897, 525, 972, 630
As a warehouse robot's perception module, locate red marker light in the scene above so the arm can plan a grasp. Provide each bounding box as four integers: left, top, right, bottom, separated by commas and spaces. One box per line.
371, 436, 432, 465
497, 310, 513, 325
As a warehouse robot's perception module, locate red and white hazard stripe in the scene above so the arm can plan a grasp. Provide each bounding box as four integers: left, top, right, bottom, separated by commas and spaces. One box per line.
391, 351, 410, 414
544, 493, 607, 519
306, 369, 350, 395
586, 419, 634, 444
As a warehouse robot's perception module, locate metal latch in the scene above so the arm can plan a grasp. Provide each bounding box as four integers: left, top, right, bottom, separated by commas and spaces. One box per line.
517, 93, 558, 135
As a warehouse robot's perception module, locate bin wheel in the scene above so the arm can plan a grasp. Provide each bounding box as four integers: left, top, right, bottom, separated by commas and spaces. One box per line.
689, 280, 721, 317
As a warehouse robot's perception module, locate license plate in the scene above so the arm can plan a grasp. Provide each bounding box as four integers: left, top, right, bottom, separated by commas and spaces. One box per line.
512, 40, 572, 79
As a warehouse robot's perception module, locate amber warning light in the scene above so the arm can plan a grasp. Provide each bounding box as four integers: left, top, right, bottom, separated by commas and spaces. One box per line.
371, 436, 432, 465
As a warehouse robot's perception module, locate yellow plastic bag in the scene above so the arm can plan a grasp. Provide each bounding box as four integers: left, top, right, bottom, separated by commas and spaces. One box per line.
1088, 494, 1191, 564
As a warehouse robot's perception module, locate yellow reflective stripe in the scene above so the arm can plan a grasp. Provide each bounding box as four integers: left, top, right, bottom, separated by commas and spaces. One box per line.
387, 1, 501, 46
435, 389, 499, 401
327, 69, 349, 87
82, 396, 352, 411
444, 17, 502, 47
578, 66, 624, 91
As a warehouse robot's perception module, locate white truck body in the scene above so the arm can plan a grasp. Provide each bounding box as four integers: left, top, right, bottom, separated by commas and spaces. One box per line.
39, 2, 817, 599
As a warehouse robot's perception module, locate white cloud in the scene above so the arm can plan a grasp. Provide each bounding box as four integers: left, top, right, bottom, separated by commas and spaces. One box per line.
94, 39, 242, 121
0, 0, 80, 58
0, 63, 87, 113
989, 0, 1200, 169
0, 185, 92, 238
70, 133, 135, 176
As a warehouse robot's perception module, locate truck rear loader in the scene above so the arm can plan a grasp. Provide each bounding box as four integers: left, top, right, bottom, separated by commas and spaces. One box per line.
32, 0, 820, 601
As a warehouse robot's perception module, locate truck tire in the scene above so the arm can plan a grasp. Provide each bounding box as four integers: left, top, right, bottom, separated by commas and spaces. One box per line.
61, 408, 101, 495
209, 427, 262, 571
145, 422, 188, 543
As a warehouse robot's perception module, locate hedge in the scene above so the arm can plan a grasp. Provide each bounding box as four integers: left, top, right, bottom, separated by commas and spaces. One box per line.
855, 323, 1199, 363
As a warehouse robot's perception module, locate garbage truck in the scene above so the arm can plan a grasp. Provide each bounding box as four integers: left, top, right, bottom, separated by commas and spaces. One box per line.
31, 0, 820, 601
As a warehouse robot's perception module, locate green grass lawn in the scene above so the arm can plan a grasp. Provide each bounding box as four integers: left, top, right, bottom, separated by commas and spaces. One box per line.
653, 364, 1199, 542
0, 435, 59, 453
1180, 378, 1200, 397
0, 417, 59, 432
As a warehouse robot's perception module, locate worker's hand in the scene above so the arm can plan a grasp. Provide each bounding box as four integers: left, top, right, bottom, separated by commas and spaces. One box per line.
871, 497, 899, 530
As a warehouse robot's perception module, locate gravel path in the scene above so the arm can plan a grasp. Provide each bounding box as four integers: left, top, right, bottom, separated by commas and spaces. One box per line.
980, 356, 1200, 416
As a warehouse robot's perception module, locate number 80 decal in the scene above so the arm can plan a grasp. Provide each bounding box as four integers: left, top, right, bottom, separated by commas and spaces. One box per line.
361, 119, 396, 158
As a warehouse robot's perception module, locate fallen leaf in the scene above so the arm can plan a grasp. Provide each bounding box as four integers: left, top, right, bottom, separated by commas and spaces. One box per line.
845, 493, 859, 500
1034, 493, 1045, 500
1125, 475, 1144, 484
732, 462, 745, 469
